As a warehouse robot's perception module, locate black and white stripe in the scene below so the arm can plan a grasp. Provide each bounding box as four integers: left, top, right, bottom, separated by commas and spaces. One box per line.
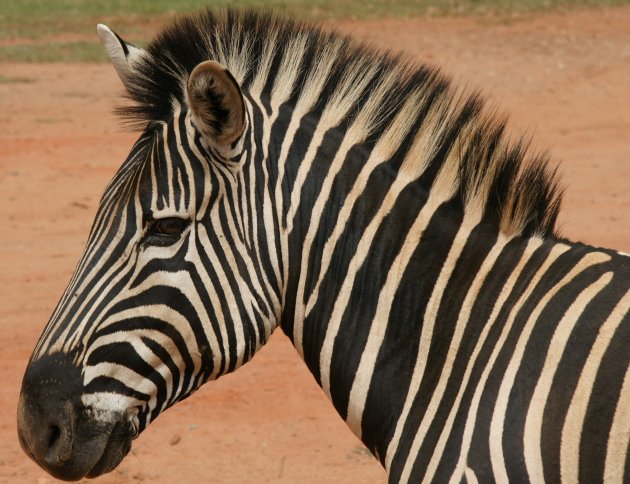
25, 9, 629, 482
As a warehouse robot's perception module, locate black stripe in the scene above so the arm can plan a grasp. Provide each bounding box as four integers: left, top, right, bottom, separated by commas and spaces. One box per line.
541, 263, 628, 483
410, 220, 498, 481
462, 239, 556, 482
329, 174, 434, 420
579, 306, 630, 483
378, 197, 462, 481
86, 342, 168, 420
84, 376, 149, 403
141, 336, 182, 409
504, 260, 610, 482
430, 236, 530, 480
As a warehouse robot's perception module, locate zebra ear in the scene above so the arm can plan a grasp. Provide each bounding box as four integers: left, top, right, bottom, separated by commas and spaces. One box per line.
186, 60, 246, 148
96, 24, 144, 91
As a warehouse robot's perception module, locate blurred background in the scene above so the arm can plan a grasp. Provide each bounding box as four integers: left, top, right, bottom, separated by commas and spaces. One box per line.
1, 1, 629, 482
2, 0, 630, 62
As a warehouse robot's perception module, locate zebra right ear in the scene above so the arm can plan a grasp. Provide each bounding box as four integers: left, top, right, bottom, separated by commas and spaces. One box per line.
186, 60, 246, 150
96, 24, 145, 92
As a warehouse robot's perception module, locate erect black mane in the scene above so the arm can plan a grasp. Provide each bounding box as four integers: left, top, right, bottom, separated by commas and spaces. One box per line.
116, 8, 562, 238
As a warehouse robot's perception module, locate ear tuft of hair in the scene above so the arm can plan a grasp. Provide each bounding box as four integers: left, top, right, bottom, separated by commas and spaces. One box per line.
186, 60, 245, 147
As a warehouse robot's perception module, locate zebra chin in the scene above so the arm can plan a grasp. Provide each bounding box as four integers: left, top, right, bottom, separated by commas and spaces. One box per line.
17, 353, 136, 481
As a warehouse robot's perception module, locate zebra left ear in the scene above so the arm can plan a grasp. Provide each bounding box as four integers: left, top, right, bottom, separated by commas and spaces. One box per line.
96, 24, 145, 92
187, 60, 245, 148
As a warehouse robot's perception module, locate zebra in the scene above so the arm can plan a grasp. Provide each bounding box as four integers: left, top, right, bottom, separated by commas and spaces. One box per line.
17, 9, 629, 483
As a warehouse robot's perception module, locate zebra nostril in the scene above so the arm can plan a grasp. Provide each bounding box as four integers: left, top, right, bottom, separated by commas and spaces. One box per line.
18, 353, 89, 477
48, 425, 61, 450
44, 419, 74, 464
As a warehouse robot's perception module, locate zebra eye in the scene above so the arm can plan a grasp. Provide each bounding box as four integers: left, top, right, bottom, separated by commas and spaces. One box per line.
147, 217, 189, 239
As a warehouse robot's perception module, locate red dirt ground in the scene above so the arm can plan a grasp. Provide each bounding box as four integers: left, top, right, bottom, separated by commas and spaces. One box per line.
1, 7, 629, 483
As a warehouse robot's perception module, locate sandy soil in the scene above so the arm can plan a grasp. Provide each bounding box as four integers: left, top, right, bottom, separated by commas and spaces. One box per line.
1, 7, 629, 483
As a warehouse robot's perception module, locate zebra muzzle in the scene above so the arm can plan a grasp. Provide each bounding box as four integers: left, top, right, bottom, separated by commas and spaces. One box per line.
17, 352, 133, 481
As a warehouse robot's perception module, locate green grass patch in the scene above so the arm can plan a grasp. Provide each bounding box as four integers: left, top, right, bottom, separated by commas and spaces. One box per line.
1, 0, 630, 61
0, 42, 105, 63
0, 73, 35, 83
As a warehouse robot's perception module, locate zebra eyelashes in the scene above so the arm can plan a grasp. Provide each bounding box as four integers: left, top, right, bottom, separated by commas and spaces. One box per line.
142, 217, 190, 246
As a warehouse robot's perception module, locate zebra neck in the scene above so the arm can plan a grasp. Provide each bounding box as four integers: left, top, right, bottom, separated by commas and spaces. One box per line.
277, 159, 528, 445
285, 200, 626, 477
263, 85, 621, 466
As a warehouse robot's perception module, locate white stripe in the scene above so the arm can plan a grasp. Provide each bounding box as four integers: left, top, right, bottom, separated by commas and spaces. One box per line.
49, 137, 149, 328
561, 288, 630, 483
524, 271, 613, 482
322, 161, 458, 409
304, 88, 433, 322
383, 147, 468, 472
397, 215, 482, 483
161, 118, 176, 209
345, 179, 472, 437
464, 467, 479, 484
317, 189, 441, 402
446, 238, 552, 482
89, 327, 184, 408
489, 251, 610, 482
197, 222, 247, 369
604, 361, 630, 484
288, 67, 385, 356
420, 234, 510, 483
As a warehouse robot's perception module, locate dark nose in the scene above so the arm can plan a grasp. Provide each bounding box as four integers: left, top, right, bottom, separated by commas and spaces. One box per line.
17, 353, 83, 480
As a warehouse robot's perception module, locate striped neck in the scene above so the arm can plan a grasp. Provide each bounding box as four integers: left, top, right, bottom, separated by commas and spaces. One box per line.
278, 179, 620, 476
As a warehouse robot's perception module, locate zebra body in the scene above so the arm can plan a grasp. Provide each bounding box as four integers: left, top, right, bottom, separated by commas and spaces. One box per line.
17, 10, 629, 482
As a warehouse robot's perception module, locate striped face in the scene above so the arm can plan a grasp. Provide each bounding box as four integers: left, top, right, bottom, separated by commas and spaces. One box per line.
49, 105, 261, 430
17, 53, 279, 479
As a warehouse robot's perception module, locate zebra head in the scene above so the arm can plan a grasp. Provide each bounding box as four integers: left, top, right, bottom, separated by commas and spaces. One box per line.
17, 24, 280, 480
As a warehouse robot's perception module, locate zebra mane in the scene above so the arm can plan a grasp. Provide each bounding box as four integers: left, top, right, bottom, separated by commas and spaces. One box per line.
118, 8, 563, 238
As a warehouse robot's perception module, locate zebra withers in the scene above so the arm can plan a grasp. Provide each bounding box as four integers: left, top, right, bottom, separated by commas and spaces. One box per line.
17, 9, 629, 482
